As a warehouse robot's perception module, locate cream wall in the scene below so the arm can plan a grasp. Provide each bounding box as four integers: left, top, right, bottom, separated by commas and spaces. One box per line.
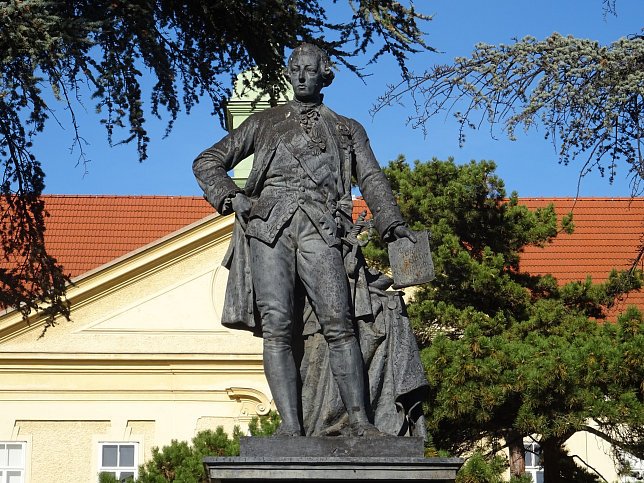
0, 213, 272, 482
566, 427, 620, 482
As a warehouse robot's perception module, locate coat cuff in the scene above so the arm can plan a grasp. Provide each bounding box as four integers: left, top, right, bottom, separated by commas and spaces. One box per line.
204, 179, 242, 214
371, 200, 404, 240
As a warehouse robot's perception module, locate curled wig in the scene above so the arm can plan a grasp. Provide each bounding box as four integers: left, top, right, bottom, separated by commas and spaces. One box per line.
286, 43, 335, 87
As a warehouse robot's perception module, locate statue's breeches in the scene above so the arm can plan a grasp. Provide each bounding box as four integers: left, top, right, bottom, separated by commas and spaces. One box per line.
249, 209, 353, 345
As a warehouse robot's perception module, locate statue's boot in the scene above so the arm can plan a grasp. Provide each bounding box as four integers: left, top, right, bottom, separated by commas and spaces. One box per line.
328, 337, 385, 437
263, 341, 302, 436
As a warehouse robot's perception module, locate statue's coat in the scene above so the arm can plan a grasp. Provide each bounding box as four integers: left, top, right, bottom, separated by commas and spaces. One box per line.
193, 102, 404, 334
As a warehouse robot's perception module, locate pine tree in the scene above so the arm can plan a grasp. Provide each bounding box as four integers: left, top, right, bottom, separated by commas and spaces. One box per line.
364, 157, 644, 482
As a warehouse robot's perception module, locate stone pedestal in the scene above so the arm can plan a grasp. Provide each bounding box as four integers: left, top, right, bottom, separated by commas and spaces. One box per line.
204, 437, 463, 482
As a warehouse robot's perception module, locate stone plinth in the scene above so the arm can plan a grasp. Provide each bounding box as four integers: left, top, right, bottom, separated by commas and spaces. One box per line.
240, 435, 424, 458
203, 437, 463, 482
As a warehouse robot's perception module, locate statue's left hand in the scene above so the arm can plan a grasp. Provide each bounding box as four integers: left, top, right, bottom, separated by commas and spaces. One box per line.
231, 193, 252, 229
391, 225, 417, 243
232, 192, 252, 219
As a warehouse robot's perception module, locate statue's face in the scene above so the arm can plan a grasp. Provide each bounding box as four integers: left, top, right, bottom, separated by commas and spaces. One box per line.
287, 51, 324, 102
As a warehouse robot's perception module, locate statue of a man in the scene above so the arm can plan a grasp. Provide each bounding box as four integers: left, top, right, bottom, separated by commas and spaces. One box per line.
193, 43, 416, 437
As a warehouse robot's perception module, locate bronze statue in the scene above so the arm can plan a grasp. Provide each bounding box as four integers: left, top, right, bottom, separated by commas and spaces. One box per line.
193, 43, 426, 438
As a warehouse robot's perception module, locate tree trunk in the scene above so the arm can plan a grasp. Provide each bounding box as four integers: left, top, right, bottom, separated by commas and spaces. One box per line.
541, 438, 561, 483
503, 429, 526, 478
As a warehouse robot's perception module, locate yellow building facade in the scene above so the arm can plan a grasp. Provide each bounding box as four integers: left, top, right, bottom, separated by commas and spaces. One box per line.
0, 72, 291, 483
0, 214, 272, 482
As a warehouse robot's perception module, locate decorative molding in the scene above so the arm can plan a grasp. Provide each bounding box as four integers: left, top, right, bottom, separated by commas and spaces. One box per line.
225, 387, 273, 419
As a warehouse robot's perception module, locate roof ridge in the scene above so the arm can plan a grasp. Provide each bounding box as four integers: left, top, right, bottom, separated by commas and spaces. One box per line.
40, 194, 205, 200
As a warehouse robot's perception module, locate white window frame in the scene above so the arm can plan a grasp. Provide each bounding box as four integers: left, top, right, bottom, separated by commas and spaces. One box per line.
524, 441, 544, 483
621, 450, 644, 482
98, 442, 138, 482
0, 442, 26, 483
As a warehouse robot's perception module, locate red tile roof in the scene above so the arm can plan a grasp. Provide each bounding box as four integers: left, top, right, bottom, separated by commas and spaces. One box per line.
519, 198, 644, 318
353, 198, 368, 216
38, 195, 214, 278
36, 195, 371, 279
519, 198, 644, 284
6, 195, 644, 317
358, 196, 644, 285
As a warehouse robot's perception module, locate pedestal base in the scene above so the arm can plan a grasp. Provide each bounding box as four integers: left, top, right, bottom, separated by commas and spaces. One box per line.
240, 435, 424, 458
203, 437, 463, 482
204, 456, 463, 482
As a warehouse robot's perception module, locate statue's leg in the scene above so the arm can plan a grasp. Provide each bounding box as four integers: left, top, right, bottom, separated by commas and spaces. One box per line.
296, 217, 384, 437
250, 234, 302, 436
262, 341, 301, 436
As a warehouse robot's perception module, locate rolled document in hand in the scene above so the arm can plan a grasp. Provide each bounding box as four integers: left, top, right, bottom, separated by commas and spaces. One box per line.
388, 229, 435, 289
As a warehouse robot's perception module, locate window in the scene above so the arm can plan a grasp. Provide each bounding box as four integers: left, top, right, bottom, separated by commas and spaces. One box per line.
621, 451, 644, 482
524, 441, 544, 483
0, 442, 25, 483
98, 443, 138, 482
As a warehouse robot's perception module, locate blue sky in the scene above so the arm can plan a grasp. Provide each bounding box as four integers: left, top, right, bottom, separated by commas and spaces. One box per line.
34, 0, 644, 198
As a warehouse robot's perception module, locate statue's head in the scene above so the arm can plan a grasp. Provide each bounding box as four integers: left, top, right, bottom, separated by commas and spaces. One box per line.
286, 43, 334, 102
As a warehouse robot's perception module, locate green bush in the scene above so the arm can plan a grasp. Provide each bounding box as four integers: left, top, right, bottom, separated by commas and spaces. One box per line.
136, 427, 241, 482
247, 411, 280, 436
455, 451, 533, 483
456, 451, 509, 483
136, 412, 279, 482
98, 473, 134, 483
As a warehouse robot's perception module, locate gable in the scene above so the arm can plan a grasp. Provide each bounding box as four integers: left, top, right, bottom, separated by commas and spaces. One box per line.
80, 266, 227, 334
0, 212, 262, 355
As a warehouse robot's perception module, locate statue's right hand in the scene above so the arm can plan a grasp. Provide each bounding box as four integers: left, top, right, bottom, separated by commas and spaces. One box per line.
231, 192, 252, 220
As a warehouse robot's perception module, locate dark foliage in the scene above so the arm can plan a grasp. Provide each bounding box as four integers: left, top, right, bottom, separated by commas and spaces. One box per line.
373, 2, 643, 196
0, 0, 431, 327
